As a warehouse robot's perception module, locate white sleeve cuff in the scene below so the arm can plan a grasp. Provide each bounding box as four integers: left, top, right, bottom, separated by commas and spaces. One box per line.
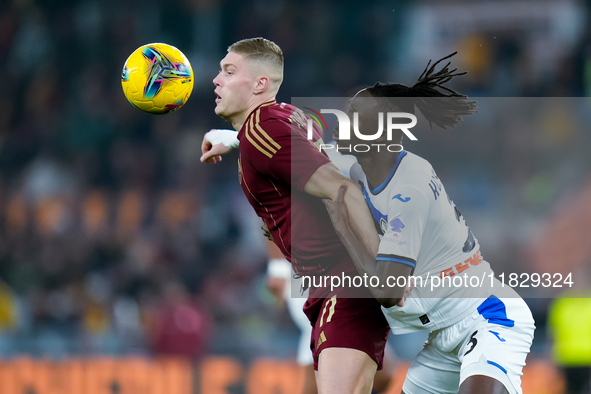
206, 129, 240, 149
267, 258, 292, 279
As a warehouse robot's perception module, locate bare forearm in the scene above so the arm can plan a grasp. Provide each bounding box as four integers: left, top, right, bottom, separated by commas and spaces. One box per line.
341, 182, 380, 258
334, 218, 378, 277
304, 163, 380, 256
324, 185, 413, 307
333, 219, 406, 305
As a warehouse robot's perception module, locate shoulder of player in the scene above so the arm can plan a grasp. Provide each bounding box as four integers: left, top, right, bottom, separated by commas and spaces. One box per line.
349, 162, 364, 183
398, 152, 437, 182
401, 151, 432, 172
388, 152, 436, 202
249, 103, 292, 136
259, 101, 292, 124
240, 103, 290, 158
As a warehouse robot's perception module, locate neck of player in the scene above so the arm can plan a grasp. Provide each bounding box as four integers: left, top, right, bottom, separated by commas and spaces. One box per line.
232, 95, 277, 131
357, 149, 401, 192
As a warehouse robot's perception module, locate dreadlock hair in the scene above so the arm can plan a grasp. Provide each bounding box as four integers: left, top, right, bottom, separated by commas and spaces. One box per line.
366, 52, 477, 130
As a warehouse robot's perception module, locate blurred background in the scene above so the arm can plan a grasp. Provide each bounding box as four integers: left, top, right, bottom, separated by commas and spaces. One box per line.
0, 0, 590, 393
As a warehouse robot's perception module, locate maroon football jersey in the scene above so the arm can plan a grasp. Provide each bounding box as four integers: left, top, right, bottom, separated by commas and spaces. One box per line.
237, 100, 351, 276
237, 101, 389, 365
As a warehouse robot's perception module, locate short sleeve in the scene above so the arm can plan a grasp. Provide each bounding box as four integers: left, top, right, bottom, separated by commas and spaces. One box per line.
376, 184, 430, 269
349, 162, 363, 184
247, 118, 330, 191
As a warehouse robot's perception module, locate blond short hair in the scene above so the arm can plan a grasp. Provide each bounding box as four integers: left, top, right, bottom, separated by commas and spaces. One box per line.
228, 38, 284, 85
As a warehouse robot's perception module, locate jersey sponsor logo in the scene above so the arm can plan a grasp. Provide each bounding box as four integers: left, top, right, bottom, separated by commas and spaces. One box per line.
392, 193, 411, 202
383, 237, 410, 247
440, 250, 483, 278
390, 218, 406, 237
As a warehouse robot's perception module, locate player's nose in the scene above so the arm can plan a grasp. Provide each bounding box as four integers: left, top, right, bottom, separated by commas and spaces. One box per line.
213, 72, 221, 86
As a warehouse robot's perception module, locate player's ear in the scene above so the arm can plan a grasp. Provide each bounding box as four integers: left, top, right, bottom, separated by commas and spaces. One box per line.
253, 76, 270, 94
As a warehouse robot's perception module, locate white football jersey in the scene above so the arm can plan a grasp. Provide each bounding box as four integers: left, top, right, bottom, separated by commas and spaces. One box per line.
350, 151, 498, 334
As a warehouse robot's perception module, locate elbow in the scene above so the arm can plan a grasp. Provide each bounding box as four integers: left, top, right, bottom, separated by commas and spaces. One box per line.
332, 179, 359, 199
341, 179, 359, 191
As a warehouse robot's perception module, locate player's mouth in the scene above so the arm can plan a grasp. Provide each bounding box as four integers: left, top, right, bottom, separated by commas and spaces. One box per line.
215, 91, 222, 104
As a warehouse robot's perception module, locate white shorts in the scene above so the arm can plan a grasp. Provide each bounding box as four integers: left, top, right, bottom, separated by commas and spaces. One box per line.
403, 296, 535, 394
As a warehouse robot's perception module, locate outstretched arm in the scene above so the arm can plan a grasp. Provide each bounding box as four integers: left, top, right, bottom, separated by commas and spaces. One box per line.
323, 185, 412, 308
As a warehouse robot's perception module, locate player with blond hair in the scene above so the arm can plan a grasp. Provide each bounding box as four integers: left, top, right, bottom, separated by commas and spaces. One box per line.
203, 37, 396, 394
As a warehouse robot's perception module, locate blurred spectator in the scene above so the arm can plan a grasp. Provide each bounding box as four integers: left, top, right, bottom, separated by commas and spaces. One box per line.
145, 280, 212, 360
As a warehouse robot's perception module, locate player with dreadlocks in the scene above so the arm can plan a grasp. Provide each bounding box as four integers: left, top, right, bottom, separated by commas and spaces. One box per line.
323, 52, 535, 394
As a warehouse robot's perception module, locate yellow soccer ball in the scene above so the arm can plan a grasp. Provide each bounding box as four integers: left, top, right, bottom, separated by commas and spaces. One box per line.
121, 43, 194, 114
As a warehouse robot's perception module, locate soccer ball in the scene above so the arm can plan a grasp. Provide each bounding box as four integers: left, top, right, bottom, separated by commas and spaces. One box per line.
121, 43, 194, 114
